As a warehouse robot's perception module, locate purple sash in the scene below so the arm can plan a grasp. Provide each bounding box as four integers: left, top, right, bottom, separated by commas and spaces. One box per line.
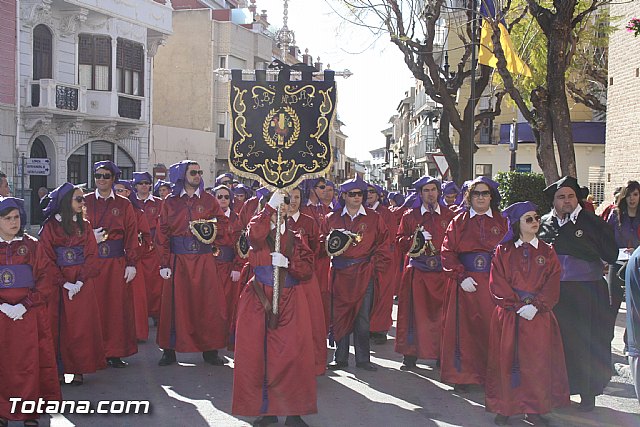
331, 256, 369, 270
170, 236, 212, 255
54, 246, 85, 266
557, 254, 603, 282
97, 239, 125, 259
459, 252, 492, 273
215, 245, 235, 262
409, 255, 443, 272
513, 288, 537, 305
0, 264, 35, 289
254, 265, 299, 288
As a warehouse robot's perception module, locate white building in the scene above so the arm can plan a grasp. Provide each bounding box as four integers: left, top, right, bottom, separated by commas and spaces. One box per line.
16, 0, 172, 222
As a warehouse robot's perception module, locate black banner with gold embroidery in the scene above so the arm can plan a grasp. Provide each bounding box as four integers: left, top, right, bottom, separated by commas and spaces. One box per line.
229, 65, 336, 189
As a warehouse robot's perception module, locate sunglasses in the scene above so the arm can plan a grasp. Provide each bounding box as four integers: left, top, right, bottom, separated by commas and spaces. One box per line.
367, 189, 377, 194
470, 190, 491, 198
347, 191, 363, 198
73, 196, 85, 203
137, 181, 151, 186
94, 173, 112, 180
220, 180, 231, 185
189, 170, 204, 176
315, 184, 326, 190
115, 188, 128, 193
217, 194, 230, 200
523, 215, 541, 224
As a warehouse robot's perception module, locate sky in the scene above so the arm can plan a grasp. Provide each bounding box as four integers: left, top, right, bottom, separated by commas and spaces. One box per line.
257, 0, 414, 161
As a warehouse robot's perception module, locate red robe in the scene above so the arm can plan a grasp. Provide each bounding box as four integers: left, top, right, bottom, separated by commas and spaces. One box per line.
326, 207, 391, 342
84, 192, 139, 358
239, 196, 261, 228
390, 205, 410, 295
288, 211, 327, 376
155, 191, 229, 352
39, 218, 106, 374
0, 235, 60, 421
369, 203, 396, 333
131, 208, 151, 341
139, 195, 162, 318
232, 204, 316, 416
440, 210, 507, 385
486, 240, 570, 416
395, 205, 455, 360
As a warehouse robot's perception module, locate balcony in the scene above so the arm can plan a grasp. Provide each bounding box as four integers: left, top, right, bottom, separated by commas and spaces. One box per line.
28, 79, 87, 114
118, 94, 143, 120
84, 91, 146, 123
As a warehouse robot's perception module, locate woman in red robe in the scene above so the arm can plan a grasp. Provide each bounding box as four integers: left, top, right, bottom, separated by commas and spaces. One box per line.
39, 183, 106, 386
440, 177, 507, 391
0, 197, 60, 426
486, 202, 569, 425
232, 192, 316, 426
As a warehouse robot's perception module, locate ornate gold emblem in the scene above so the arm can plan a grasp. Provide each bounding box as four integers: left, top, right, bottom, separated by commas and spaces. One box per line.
17, 245, 28, 256
111, 208, 120, 216
264, 106, 300, 149
64, 249, 76, 261
491, 226, 501, 235
474, 255, 487, 270
536, 256, 546, 265
99, 242, 110, 257
188, 219, 218, 245
0, 269, 15, 287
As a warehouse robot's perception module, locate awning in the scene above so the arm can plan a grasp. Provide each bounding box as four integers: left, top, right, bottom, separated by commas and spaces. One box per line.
499, 121, 605, 145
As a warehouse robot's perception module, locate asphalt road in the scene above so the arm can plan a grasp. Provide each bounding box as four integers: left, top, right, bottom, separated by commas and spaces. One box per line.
15, 304, 640, 427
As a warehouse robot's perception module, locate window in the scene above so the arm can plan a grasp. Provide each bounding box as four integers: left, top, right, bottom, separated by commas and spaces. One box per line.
67, 141, 136, 187
33, 25, 53, 80
475, 164, 492, 179
78, 34, 112, 90
218, 123, 225, 139
116, 38, 144, 96
219, 56, 227, 69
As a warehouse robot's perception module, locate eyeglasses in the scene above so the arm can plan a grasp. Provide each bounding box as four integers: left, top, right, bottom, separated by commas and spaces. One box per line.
94, 173, 112, 180
220, 180, 231, 185
523, 215, 541, 224
189, 170, 204, 176
217, 194, 230, 200
137, 181, 151, 186
367, 189, 377, 194
73, 196, 85, 203
347, 191, 363, 198
115, 188, 128, 193
470, 190, 491, 198
315, 184, 326, 190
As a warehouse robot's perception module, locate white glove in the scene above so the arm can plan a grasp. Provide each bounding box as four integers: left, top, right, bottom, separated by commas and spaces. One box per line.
0, 303, 12, 318
267, 191, 286, 210
459, 277, 478, 292
271, 252, 289, 268
517, 304, 538, 321
63, 282, 82, 300
93, 227, 106, 243
422, 230, 433, 240
7, 303, 26, 321
160, 268, 172, 279
124, 266, 137, 283
230, 270, 241, 282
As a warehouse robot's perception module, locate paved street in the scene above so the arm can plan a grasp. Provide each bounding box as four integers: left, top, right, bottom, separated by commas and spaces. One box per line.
22, 304, 640, 427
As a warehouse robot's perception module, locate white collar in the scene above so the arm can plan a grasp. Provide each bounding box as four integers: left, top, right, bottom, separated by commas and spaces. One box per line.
470, 207, 493, 218
515, 237, 539, 249
342, 205, 367, 220
54, 214, 77, 222
0, 235, 23, 243
95, 189, 115, 200
270, 221, 286, 235
290, 211, 301, 222
40, 195, 48, 202
370, 201, 380, 210
137, 193, 155, 202
180, 187, 201, 198
421, 203, 441, 215
306, 198, 321, 206
223, 208, 231, 218
553, 204, 582, 227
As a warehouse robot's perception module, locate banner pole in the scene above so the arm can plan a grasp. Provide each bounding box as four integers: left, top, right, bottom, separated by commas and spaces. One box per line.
272, 191, 284, 316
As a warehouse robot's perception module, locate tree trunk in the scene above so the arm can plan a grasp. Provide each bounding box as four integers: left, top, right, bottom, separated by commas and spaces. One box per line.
531, 87, 560, 184
437, 110, 460, 182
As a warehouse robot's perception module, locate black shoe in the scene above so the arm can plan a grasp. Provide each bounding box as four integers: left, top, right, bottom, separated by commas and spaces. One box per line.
494, 414, 509, 425
70, 374, 83, 386
453, 383, 469, 393
435, 358, 441, 368
578, 394, 595, 412
400, 355, 417, 371
106, 357, 128, 368
23, 420, 39, 427
355, 362, 378, 371
203, 350, 225, 366
327, 360, 348, 370
158, 349, 176, 366
370, 332, 388, 345
285, 415, 309, 427
252, 415, 278, 426
524, 413, 549, 425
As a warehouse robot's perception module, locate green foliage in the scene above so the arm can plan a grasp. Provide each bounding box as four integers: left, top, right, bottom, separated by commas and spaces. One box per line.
495, 171, 551, 213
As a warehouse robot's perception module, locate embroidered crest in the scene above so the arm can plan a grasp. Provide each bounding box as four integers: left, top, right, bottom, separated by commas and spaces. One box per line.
64, 249, 77, 262
359, 223, 367, 232
237, 230, 250, 259
99, 242, 110, 257
189, 219, 218, 244
0, 269, 16, 287
536, 256, 546, 266
196, 205, 205, 214
441, 220, 448, 229
408, 227, 427, 258
491, 226, 501, 235
427, 257, 439, 269
150, 207, 157, 215
575, 229, 584, 238
76, 229, 83, 237
111, 208, 120, 216
474, 254, 487, 270
17, 245, 28, 256
326, 229, 358, 257
188, 238, 200, 252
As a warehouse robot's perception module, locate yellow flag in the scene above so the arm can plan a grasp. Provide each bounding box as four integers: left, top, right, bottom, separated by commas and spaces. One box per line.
478, 20, 532, 77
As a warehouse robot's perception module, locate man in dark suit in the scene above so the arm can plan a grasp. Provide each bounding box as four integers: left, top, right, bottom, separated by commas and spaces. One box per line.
34, 187, 50, 225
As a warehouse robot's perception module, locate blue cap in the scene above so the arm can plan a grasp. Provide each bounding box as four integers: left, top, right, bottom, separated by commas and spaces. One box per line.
169, 160, 204, 196
132, 171, 153, 185
153, 179, 172, 196
42, 182, 75, 224
93, 160, 120, 178
500, 201, 538, 243
0, 197, 27, 232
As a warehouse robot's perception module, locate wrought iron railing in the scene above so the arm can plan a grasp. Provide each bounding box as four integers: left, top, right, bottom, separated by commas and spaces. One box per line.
118, 95, 142, 120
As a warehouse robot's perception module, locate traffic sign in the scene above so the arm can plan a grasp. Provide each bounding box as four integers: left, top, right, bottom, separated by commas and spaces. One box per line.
431, 153, 449, 178
23, 158, 51, 176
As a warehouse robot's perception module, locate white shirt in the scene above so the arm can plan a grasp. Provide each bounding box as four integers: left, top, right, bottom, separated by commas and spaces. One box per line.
95, 189, 115, 200
470, 207, 493, 218
421, 203, 442, 215
290, 211, 301, 222
514, 237, 539, 249
180, 187, 201, 198
223, 208, 231, 218
137, 193, 155, 203
341, 205, 367, 220
370, 201, 380, 210
0, 236, 23, 243
553, 204, 582, 227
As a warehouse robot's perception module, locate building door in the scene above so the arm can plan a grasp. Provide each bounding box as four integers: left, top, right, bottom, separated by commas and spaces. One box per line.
29, 138, 48, 225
